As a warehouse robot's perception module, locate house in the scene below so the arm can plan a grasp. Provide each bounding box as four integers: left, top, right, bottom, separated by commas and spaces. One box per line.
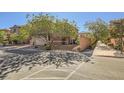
30, 32, 77, 47
10, 25, 30, 44
0, 25, 29, 45
50, 33, 76, 45
2, 24, 78, 46
10, 25, 21, 34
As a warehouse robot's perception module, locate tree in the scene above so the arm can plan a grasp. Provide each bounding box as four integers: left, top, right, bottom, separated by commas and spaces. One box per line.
55, 19, 78, 44
27, 14, 55, 41
9, 26, 30, 44
109, 19, 124, 54
10, 33, 19, 44
18, 26, 30, 43
85, 18, 109, 45
0, 30, 8, 46
26, 13, 78, 48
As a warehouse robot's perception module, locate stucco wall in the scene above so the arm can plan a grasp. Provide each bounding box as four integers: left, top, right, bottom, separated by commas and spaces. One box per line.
30, 37, 46, 46
52, 45, 77, 50
110, 38, 116, 46
79, 36, 91, 51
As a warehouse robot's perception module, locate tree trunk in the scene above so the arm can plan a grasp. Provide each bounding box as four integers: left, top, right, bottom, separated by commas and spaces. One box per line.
120, 37, 123, 54
91, 39, 98, 49
120, 29, 123, 54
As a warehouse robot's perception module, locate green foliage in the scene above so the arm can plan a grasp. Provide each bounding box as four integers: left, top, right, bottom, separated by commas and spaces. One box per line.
55, 19, 78, 38
114, 43, 122, 50
18, 27, 30, 42
9, 26, 30, 44
25, 13, 79, 48
109, 19, 124, 53
44, 44, 52, 50
86, 33, 97, 48
85, 18, 109, 43
26, 14, 55, 40
75, 37, 80, 45
10, 33, 18, 41
0, 30, 8, 45
26, 14, 78, 40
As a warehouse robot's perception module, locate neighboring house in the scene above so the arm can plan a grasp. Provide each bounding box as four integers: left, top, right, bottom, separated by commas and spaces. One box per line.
10, 25, 30, 44
0, 29, 11, 35
51, 33, 76, 45
1, 25, 28, 45
1, 24, 78, 46
30, 33, 77, 46
10, 25, 21, 34
0, 29, 11, 45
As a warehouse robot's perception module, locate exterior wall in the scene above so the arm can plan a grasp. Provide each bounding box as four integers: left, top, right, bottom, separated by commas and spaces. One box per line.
31, 37, 74, 46
51, 36, 63, 45
110, 38, 124, 51
72, 32, 91, 51
52, 39, 70, 45
0, 29, 11, 35
110, 38, 116, 46
52, 45, 77, 50
10, 25, 20, 34
52, 41, 64, 45
110, 37, 124, 45
51, 35, 76, 45
79, 34, 91, 51
30, 37, 47, 46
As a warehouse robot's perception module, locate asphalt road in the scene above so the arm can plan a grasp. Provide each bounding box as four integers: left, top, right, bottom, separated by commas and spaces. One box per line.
4, 56, 124, 80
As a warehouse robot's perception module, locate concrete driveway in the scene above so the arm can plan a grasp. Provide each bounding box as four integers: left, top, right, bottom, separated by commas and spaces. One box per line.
4, 56, 124, 80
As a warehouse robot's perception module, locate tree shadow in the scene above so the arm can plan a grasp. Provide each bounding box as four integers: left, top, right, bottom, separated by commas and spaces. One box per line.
81, 49, 94, 57
113, 51, 124, 58
5, 48, 39, 55
0, 51, 90, 80
96, 46, 112, 50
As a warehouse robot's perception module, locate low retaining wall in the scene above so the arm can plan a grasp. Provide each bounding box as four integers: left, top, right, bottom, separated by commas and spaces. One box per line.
52, 45, 77, 50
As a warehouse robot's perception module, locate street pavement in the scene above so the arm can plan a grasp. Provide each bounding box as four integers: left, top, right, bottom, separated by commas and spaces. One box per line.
4, 56, 124, 80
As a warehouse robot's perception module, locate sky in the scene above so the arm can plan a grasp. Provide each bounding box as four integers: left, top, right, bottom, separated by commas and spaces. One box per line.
1, 12, 124, 32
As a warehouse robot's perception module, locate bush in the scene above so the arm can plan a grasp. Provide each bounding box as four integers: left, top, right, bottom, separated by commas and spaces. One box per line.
75, 37, 79, 45
44, 44, 51, 50
114, 43, 122, 51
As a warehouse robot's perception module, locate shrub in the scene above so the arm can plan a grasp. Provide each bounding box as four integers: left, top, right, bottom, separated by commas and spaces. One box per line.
44, 44, 51, 50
